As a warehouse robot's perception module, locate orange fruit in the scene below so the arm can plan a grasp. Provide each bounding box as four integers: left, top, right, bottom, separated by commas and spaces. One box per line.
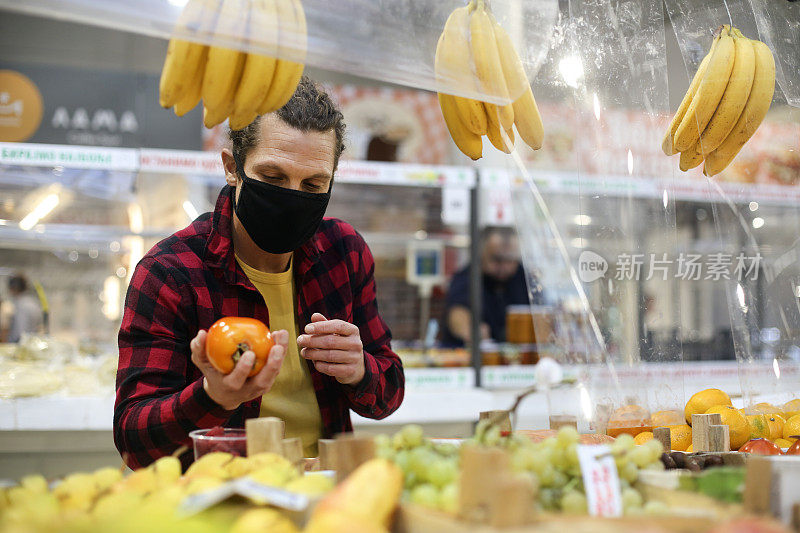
746, 414, 770, 439
783, 414, 800, 441
651, 410, 684, 427
685, 389, 732, 425
706, 405, 750, 449
774, 438, 794, 449
634, 432, 654, 445
667, 424, 692, 451
750, 402, 778, 415
766, 414, 785, 441
782, 399, 800, 419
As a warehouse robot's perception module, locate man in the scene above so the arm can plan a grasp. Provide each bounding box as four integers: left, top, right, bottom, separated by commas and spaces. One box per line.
115, 77, 404, 469
0, 274, 43, 343
441, 226, 542, 346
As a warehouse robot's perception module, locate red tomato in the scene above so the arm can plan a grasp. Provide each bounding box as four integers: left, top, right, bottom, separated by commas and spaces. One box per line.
786, 438, 800, 455
205, 317, 273, 376
738, 438, 782, 455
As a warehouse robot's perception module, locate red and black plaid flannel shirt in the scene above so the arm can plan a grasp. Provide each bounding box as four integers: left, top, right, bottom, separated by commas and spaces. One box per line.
115, 185, 404, 469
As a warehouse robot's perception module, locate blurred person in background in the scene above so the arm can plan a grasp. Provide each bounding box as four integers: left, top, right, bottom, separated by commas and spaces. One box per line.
441, 226, 542, 346
0, 274, 43, 343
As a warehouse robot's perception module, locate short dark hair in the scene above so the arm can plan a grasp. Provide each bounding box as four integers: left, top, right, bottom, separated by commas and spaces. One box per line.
8, 274, 27, 293
481, 226, 516, 243
229, 76, 346, 172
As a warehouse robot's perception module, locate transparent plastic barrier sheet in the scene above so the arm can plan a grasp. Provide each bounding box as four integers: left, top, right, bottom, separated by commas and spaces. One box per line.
0, 0, 558, 103
665, 0, 800, 422
501, 0, 686, 435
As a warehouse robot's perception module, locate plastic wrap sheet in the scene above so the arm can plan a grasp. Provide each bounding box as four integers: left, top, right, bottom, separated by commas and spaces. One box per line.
665, 0, 800, 416
664, 0, 799, 108
505, 0, 687, 434
0, 0, 557, 103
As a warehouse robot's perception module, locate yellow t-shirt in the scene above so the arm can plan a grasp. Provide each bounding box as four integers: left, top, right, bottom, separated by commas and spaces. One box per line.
235, 254, 322, 457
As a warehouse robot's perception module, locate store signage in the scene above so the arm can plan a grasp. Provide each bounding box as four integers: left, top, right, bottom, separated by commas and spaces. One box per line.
577, 444, 623, 517
0, 142, 138, 171
139, 148, 223, 175
1, 63, 202, 150
0, 70, 44, 142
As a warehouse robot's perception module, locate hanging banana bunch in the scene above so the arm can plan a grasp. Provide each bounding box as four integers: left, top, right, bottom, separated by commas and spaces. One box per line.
159, 0, 307, 130
662, 25, 775, 177
435, 0, 544, 160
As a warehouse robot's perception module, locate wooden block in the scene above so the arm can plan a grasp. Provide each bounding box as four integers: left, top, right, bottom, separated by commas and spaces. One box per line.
744, 455, 773, 516
458, 443, 511, 524
317, 439, 337, 471
282, 437, 304, 473
707, 424, 730, 453
488, 474, 536, 528
479, 410, 512, 433
692, 413, 722, 452
549, 415, 578, 431
245, 417, 284, 456
334, 435, 375, 483
653, 427, 672, 450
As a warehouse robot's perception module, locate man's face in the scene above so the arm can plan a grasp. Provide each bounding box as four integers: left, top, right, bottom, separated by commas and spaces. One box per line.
481, 233, 520, 282
225, 114, 336, 200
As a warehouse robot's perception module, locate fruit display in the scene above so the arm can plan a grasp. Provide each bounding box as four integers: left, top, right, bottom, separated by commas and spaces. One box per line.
659, 451, 726, 471
662, 25, 775, 176
0, 452, 334, 533
205, 317, 274, 376
159, 0, 307, 129
378, 423, 668, 517
434, 0, 544, 160
738, 438, 782, 455
305, 458, 403, 533
375, 425, 461, 513
609, 391, 800, 453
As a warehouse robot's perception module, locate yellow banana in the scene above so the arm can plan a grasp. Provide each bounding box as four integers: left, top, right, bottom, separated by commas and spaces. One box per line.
438, 93, 483, 160
159, 0, 213, 108
662, 37, 718, 155
679, 140, 704, 171
309, 459, 403, 529
173, 46, 208, 116
704, 38, 775, 177
230, 0, 279, 130
469, 0, 513, 130
258, 0, 306, 114
698, 29, 755, 155
492, 18, 543, 150
203, 52, 245, 128
487, 118, 514, 153
436, 7, 488, 135
201, 0, 248, 123
673, 26, 735, 152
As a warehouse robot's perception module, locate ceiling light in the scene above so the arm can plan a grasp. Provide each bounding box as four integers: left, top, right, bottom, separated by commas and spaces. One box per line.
19, 193, 60, 230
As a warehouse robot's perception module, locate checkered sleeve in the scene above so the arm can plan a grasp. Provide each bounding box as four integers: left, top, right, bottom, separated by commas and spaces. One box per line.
114, 255, 233, 469
343, 234, 405, 418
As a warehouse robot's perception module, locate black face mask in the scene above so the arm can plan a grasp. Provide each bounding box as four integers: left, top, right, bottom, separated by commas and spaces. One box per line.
232, 154, 331, 254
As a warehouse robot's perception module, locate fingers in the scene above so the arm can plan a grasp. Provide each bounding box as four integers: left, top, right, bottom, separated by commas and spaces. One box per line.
271, 329, 289, 348
303, 318, 358, 336
300, 347, 357, 364
222, 350, 255, 390
297, 332, 362, 351
190, 330, 209, 368
310, 312, 327, 323
253, 341, 286, 390
313, 360, 358, 381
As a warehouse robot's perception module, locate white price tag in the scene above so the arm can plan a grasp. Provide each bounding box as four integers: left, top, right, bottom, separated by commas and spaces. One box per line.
577, 444, 622, 517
